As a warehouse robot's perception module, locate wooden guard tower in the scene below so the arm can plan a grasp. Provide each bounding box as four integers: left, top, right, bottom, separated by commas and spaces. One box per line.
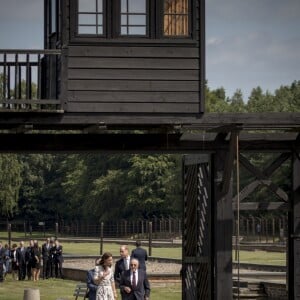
0, 1, 300, 299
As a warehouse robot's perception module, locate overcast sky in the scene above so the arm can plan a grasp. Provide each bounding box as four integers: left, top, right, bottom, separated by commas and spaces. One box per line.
0, 0, 299, 100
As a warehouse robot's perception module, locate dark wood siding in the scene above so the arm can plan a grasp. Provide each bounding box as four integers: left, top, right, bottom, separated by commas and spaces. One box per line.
66, 45, 200, 114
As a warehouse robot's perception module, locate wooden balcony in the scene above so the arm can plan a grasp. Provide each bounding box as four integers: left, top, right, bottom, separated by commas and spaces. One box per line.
0, 49, 62, 112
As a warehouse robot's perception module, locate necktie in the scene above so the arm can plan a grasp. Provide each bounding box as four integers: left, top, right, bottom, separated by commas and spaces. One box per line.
132, 272, 136, 289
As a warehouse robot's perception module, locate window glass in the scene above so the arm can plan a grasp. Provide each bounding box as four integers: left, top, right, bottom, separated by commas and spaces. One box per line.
79, 14, 97, 25
78, 26, 97, 34
79, 0, 96, 12
128, 0, 145, 13
163, 0, 189, 36
78, 0, 103, 35
120, 0, 147, 36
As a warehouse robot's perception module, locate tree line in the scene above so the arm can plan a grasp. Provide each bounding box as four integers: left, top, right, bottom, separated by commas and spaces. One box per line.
0, 80, 300, 222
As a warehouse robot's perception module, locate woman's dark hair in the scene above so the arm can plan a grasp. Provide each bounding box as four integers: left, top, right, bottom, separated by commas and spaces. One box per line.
99, 252, 113, 266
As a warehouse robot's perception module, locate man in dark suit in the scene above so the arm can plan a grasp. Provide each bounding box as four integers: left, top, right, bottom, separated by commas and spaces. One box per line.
25, 240, 34, 280
119, 258, 150, 300
131, 241, 148, 271
53, 239, 64, 278
42, 237, 51, 279
114, 245, 131, 285
16, 241, 27, 280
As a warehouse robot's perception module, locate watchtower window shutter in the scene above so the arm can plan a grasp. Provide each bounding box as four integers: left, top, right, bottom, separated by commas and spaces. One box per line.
163, 0, 189, 37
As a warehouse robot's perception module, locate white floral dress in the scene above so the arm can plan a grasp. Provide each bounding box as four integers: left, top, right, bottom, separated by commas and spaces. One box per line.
95, 266, 115, 300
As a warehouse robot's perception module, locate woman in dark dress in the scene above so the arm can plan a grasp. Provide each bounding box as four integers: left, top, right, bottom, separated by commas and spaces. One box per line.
10, 243, 19, 280
31, 240, 41, 281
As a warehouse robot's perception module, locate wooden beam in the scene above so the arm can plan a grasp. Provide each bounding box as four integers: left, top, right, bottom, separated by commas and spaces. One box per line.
0, 132, 299, 153
221, 131, 238, 195
0, 112, 300, 130
263, 153, 291, 176
233, 201, 288, 211
239, 154, 289, 202
232, 153, 291, 202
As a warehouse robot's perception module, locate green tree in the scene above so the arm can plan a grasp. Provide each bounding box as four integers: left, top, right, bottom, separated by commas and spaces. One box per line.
205, 86, 230, 112
272, 81, 300, 112
248, 88, 274, 112
125, 155, 180, 218
228, 89, 246, 112
18, 154, 53, 220
0, 154, 22, 218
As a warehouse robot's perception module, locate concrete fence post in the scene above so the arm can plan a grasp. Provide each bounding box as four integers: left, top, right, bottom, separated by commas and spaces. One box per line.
23, 288, 40, 300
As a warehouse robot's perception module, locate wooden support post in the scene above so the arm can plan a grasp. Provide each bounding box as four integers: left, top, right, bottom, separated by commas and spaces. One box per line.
212, 149, 233, 300
288, 152, 300, 299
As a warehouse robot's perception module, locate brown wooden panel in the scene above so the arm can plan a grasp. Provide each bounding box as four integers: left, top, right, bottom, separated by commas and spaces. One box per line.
68, 46, 200, 58
66, 101, 199, 113
68, 68, 199, 81
68, 80, 199, 92
68, 57, 199, 69
68, 91, 199, 103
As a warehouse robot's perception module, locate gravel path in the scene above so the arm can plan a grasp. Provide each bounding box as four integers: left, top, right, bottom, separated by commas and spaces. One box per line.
63, 258, 181, 274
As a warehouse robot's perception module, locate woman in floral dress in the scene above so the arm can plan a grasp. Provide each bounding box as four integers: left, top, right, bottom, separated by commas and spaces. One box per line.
94, 252, 117, 300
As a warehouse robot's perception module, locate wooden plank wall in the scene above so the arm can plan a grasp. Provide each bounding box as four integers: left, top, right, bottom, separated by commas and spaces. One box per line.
66, 45, 201, 114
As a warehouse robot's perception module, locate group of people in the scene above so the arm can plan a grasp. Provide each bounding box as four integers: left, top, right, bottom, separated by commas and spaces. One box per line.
87, 240, 150, 300
0, 237, 64, 283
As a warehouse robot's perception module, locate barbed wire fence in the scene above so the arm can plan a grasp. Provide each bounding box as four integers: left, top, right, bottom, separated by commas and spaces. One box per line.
0, 215, 287, 243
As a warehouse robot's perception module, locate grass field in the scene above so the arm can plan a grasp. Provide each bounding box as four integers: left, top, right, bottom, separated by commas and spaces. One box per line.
0, 231, 286, 265
0, 277, 181, 300
0, 232, 284, 299
234, 249, 286, 266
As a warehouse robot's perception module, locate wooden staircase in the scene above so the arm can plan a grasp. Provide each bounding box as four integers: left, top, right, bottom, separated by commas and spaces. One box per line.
233, 281, 267, 299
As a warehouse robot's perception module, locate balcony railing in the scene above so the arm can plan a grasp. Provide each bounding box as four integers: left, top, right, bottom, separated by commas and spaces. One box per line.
0, 49, 61, 111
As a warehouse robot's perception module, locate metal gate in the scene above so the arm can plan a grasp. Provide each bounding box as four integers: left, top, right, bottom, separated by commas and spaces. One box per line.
182, 154, 212, 300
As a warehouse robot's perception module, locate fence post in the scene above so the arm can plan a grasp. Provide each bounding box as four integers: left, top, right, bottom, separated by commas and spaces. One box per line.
8, 223, 11, 249
265, 218, 268, 243
178, 219, 181, 237
251, 216, 255, 236
141, 219, 144, 238
148, 221, 152, 257
55, 222, 59, 237
246, 218, 249, 240
124, 220, 127, 237
100, 222, 104, 255
272, 218, 275, 243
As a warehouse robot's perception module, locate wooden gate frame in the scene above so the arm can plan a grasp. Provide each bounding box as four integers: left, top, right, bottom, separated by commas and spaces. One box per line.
0, 113, 300, 299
